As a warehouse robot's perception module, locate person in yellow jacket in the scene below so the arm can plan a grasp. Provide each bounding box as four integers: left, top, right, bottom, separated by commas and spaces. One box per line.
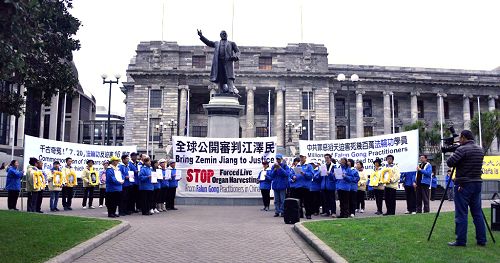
61, 157, 76, 211
383, 155, 401, 215
82, 159, 98, 209
48, 161, 63, 212
356, 160, 368, 213
25, 157, 38, 212
30, 160, 45, 213
369, 158, 385, 215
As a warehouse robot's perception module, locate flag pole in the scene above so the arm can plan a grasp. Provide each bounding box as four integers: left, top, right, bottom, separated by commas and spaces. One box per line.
186, 89, 190, 136
268, 90, 271, 137
478, 96, 482, 148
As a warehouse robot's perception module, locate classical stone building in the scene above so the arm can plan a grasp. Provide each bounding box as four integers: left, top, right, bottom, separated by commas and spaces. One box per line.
123, 41, 500, 156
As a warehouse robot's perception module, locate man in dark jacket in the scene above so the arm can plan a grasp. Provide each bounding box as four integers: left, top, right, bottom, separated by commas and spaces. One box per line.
446, 130, 486, 247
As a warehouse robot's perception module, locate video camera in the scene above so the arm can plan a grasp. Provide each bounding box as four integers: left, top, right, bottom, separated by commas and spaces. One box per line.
441, 126, 460, 153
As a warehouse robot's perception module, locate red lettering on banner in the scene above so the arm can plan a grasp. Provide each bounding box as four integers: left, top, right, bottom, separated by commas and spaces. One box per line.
186, 168, 214, 183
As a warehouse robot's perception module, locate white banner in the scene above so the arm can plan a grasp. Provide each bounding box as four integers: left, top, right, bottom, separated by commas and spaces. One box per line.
298, 130, 419, 172
24, 135, 137, 177
173, 136, 277, 197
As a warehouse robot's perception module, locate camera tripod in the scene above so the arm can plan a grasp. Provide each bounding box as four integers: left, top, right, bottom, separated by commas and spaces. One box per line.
427, 167, 496, 243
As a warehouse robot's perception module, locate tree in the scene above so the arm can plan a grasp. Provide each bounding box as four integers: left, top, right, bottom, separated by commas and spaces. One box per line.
0, 0, 81, 117
404, 120, 449, 167
470, 110, 500, 154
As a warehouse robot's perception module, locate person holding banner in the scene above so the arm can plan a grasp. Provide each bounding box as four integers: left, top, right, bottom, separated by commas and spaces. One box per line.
151, 160, 161, 213
166, 159, 180, 211
48, 161, 63, 212
258, 160, 272, 211
139, 157, 154, 215
383, 155, 400, 216
369, 158, 385, 215
355, 160, 367, 214
270, 154, 289, 217
310, 161, 322, 216
6, 160, 23, 211
159, 159, 169, 212
289, 155, 314, 219
128, 152, 140, 213
98, 161, 108, 208
401, 171, 416, 214
81, 160, 97, 209
415, 155, 432, 213
119, 155, 132, 216
62, 157, 76, 211
106, 156, 123, 218
320, 154, 337, 218
445, 169, 454, 201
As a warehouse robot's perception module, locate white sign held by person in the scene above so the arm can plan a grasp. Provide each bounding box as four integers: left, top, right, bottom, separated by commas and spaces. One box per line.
24, 135, 137, 176
299, 130, 419, 172
173, 136, 277, 197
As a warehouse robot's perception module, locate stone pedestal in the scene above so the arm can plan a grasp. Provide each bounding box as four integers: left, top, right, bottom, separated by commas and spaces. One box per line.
203, 94, 244, 138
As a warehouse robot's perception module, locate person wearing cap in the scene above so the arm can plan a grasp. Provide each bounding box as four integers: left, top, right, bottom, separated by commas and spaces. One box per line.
159, 159, 169, 212
106, 156, 124, 218
320, 154, 337, 217
6, 160, 23, 211
346, 159, 360, 217
289, 154, 314, 219
98, 161, 109, 208
81, 159, 97, 209
61, 157, 76, 211
415, 154, 432, 213
138, 157, 154, 215
446, 130, 486, 247
118, 155, 132, 216
258, 160, 273, 211
270, 154, 289, 217
166, 159, 180, 210
369, 158, 385, 215
128, 152, 140, 212
355, 160, 368, 214
383, 155, 400, 216
310, 161, 322, 216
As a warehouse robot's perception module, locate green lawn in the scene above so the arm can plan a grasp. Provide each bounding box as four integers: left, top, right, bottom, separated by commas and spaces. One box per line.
0, 210, 119, 263
304, 210, 500, 263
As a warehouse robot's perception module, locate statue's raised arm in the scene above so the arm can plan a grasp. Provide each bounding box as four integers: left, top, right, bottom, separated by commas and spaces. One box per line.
197, 29, 215, 48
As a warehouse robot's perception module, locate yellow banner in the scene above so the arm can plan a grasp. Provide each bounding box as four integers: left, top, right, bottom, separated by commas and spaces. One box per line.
482, 156, 500, 180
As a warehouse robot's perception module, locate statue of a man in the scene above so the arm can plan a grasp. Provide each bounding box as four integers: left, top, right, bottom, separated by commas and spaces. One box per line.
197, 29, 240, 95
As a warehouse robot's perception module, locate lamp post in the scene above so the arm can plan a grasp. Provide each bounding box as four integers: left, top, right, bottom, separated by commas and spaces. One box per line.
155, 122, 167, 148
101, 73, 121, 145
286, 120, 295, 143
336, 73, 359, 139
167, 118, 178, 143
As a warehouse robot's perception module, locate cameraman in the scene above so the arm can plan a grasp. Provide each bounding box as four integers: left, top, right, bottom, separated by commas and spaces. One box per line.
446, 130, 486, 247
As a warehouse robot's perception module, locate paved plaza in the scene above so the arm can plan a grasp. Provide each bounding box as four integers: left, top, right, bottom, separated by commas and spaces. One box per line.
1, 197, 481, 262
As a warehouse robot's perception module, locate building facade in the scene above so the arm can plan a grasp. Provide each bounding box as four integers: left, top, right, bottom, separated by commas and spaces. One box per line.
123, 41, 500, 156
79, 106, 125, 145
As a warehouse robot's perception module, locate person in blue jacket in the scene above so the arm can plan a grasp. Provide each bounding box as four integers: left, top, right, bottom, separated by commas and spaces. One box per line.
310, 161, 322, 216
118, 155, 131, 216
166, 159, 180, 210
258, 160, 272, 211
445, 169, 454, 201
400, 171, 416, 214
416, 154, 433, 213
128, 152, 140, 212
337, 157, 354, 218
159, 159, 169, 212
138, 157, 154, 215
151, 160, 161, 213
289, 154, 314, 219
430, 171, 438, 201
320, 154, 337, 218
270, 154, 289, 217
347, 159, 360, 217
106, 156, 124, 218
6, 160, 23, 210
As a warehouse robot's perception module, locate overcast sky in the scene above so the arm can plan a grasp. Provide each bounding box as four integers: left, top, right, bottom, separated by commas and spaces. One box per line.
70, 0, 500, 115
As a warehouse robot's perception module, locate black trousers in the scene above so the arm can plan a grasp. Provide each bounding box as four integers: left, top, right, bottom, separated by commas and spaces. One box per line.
105, 191, 121, 216
61, 187, 74, 208
99, 188, 106, 206
161, 187, 168, 203
140, 190, 153, 215
28, 191, 40, 212
82, 187, 94, 207
27, 192, 33, 212
349, 191, 357, 215
338, 190, 350, 218
290, 187, 313, 217
430, 188, 436, 201
384, 187, 397, 215
119, 186, 130, 214
261, 189, 271, 208
404, 185, 416, 213
416, 184, 430, 213
357, 190, 366, 210
132, 185, 141, 210
374, 189, 384, 213
128, 185, 138, 212
310, 191, 321, 214
36, 190, 44, 212
153, 188, 162, 207
8, 190, 20, 210
166, 187, 177, 209
321, 190, 336, 215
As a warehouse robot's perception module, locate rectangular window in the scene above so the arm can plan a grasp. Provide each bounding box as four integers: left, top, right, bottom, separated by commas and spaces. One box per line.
149, 89, 162, 108
149, 118, 160, 142
417, 100, 424, 118
302, 92, 314, 110
256, 127, 269, 137
363, 99, 372, 117
259, 56, 272, 70
192, 55, 206, 69
300, 120, 313, 140
391, 99, 399, 118
444, 100, 450, 119
65, 96, 72, 113
364, 126, 373, 137
192, 126, 207, 137
336, 125, 346, 139
336, 98, 345, 117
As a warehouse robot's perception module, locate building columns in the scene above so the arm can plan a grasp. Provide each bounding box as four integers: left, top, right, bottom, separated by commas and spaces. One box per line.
178, 85, 189, 136
383, 91, 392, 134
245, 86, 256, 138
48, 93, 59, 140
437, 93, 447, 123
489, 95, 498, 153
355, 90, 364, 138
463, 94, 472, 130
329, 89, 337, 139
410, 91, 419, 123
275, 87, 285, 148
70, 94, 81, 143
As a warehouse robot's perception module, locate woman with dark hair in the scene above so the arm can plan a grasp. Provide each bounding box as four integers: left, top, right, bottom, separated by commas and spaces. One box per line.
356, 160, 368, 213
6, 160, 23, 210
347, 159, 360, 217
139, 157, 154, 215
369, 158, 385, 215
151, 160, 161, 213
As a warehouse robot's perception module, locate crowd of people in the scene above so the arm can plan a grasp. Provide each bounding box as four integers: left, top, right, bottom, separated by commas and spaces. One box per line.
256, 153, 438, 219
4, 153, 181, 218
